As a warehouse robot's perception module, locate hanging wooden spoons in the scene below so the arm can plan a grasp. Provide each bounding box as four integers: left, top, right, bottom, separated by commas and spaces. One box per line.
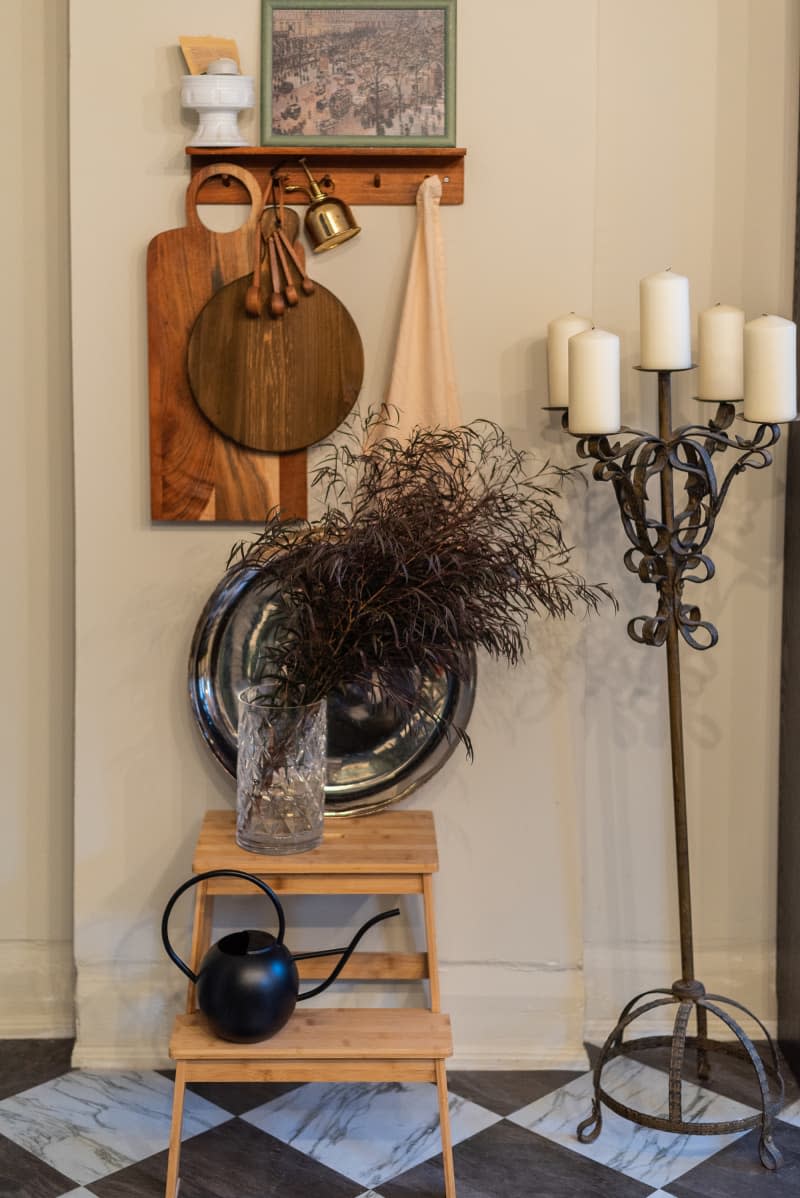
277, 228, 315, 296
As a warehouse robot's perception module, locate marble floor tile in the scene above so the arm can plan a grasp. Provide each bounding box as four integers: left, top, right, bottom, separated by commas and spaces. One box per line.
380, 1120, 653, 1198
0, 1070, 231, 1186
88, 1119, 363, 1198
2, 1049, 796, 1198
508, 1056, 756, 1190
777, 1093, 800, 1127
0, 1131, 76, 1198
447, 1070, 583, 1117
242, 1081, 501, 1189
664, 1120, 800, 1197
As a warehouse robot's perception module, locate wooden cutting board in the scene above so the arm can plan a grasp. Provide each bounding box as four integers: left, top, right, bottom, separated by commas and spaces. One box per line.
187, 271, 364, 453
147, 163, 307, 522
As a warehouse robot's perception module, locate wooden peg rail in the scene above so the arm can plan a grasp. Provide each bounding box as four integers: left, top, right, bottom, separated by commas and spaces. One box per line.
186, 145, 466, 205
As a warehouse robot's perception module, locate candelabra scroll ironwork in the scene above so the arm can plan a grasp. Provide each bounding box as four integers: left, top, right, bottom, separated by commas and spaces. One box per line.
566, 369, 785, 1170
567, 382, 780, 653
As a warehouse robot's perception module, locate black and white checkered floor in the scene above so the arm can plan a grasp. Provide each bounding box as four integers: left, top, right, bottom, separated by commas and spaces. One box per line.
1, 1039, 799, 1196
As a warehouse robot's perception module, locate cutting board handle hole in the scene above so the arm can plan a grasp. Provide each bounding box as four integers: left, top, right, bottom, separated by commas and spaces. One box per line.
195, 204, 253, 234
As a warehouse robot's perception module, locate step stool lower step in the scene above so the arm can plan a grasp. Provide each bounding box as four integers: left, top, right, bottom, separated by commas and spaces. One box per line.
166, 1009, 457, 1196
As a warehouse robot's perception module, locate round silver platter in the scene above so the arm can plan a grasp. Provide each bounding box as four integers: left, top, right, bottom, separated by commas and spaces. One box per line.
188, 563, 477, 817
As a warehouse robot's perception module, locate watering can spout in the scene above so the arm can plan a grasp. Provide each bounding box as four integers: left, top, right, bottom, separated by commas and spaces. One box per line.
294, 908, 401, 1001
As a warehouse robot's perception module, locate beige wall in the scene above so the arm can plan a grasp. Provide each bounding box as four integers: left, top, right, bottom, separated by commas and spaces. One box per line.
1, 0, 74, 1035
61, 0, 800, 1066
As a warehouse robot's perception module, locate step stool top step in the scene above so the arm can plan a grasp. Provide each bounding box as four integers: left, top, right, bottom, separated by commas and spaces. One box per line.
194, 809, 439, 875
171, 1008, 453, 1060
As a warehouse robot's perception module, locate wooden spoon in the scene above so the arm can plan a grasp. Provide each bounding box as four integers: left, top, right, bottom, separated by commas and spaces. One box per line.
266, 234, 286, 318
244, 182, 274, 317
277, 228, 315, 296
244, 225, 265, 316
273, 232, 299, 306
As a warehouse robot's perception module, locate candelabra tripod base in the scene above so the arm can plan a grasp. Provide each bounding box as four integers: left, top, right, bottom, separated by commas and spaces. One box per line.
576, 979, 785, 1170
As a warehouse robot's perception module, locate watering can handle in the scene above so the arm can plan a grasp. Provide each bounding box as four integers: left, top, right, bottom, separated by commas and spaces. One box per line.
161, 869, 286, 985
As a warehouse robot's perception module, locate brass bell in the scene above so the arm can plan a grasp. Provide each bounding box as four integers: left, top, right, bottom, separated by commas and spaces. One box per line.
286, 159, 361, 253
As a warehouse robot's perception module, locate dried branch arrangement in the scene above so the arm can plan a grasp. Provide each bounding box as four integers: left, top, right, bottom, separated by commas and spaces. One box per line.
230, 414, 615, 749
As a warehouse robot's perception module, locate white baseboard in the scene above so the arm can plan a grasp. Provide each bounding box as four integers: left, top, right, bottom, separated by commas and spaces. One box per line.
583, 1015, 778, 1044
63, 942, 784, 1070
0, 941, 75, 1038
583, 941, 776, 1043
440, 961, 589, 1071
70, 1045, 592, 1072
0, 1012, 76, 1039
450, 1046, 591, 1071
70, 1043, 173, 1071
73, 958, 591, 1072
74, 959, 181, 1070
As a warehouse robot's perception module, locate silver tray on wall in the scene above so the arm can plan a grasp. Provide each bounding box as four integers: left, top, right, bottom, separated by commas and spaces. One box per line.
188, 563, 477, 817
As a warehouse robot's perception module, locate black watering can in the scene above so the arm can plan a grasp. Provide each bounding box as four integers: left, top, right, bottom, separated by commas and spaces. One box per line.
162, 869, 400, 1042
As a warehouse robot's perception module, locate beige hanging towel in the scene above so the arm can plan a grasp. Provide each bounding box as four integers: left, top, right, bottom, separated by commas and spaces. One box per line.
382, 174, 462, 439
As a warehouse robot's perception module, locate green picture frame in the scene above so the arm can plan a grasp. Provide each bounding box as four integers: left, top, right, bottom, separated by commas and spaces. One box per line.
261, 0, 456, 147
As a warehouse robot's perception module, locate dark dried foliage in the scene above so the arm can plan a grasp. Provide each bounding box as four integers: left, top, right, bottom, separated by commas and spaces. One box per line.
229, 416, 615, 741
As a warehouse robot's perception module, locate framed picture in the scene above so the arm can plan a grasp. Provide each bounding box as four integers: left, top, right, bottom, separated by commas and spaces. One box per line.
261, 0, 456, 147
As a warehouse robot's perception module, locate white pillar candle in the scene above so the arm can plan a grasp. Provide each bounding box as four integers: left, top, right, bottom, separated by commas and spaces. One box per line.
743, 314, 797, 423
697, 304, 744, 401
546, 312, 593, 406
639, 269, 692, 370
568, 328, 621, 435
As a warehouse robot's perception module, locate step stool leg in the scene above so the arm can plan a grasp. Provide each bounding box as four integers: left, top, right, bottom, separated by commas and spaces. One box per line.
422, 874, 441, 1012
435, 1059, 456, 1198
165, 1061, 187, 1198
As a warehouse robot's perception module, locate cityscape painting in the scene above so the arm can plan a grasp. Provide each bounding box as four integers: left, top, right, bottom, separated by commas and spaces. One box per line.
261, 1, 456, 146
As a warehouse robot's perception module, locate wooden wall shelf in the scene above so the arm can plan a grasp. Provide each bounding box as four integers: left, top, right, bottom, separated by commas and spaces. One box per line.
186, 145, 466, 205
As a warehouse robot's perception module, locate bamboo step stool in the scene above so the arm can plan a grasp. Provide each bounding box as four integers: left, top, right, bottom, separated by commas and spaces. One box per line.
165, 809, 456, 1197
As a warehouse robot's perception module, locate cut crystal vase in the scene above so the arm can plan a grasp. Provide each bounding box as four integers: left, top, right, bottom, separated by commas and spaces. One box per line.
236, 687, 327, 855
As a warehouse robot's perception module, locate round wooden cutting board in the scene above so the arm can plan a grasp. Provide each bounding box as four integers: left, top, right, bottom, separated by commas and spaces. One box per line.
187, 273, 364, 453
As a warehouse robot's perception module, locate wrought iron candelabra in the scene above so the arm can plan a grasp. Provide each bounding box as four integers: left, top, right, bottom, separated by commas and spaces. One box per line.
560, 366, 785, 1169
